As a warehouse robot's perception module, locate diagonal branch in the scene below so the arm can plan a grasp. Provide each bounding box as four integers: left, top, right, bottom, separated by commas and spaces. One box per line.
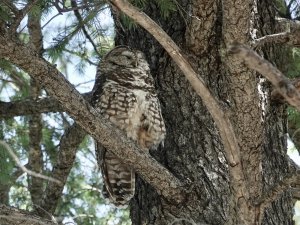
0, 34, 185, 203
108, 0, 246, 205
0, 141, 60, 184
39, 123, 86, 216
228, 42, 300, 111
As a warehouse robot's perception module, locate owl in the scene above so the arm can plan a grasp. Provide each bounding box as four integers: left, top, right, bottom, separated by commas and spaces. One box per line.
92, 46, 166, 206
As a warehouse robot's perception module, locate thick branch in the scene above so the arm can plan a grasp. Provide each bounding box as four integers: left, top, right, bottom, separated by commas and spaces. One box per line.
0, 204, 57, 225
0, 98, 63, 118
0, 35, 184, 203
228, 42, 300, 111
27, 7, 44, 208
109, 0, 246, 207
39, 123, 86, 216
0, 93, 91, 118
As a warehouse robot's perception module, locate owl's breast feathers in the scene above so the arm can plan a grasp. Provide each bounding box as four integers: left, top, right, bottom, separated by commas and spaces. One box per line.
93, 46, 166, 206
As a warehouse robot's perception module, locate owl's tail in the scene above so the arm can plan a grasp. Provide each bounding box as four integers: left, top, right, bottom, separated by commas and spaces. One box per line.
98, 147, 135, 206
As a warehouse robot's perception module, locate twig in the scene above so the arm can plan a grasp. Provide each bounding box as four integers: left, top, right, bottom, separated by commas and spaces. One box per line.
228, 42, 300, 111
252, 17, 300, 47
48, 6, 100, 54
108, 0, 246, 204
0, 140, 61, 184
253, 31, 300, 47
42, 13, 61, 30
253, 32, 289, 47
71, 0, 101, 56
52, 0, 95, 13
63, 48, 98, 65
74, 79, 95, 87
10, 0, 39, 33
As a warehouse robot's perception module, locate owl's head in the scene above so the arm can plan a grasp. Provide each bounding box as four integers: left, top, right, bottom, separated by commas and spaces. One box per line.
103, 46, 147, 68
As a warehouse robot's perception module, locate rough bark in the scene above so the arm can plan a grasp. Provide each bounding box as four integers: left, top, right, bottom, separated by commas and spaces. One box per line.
113, 0, 294, 224
0, 204, 58, 225
38, 123, 86, 216
0, 93, 91, 118
27, 4, 44, 209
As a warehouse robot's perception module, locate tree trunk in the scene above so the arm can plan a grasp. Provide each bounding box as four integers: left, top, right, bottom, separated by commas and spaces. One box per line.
114, 0, 294, 224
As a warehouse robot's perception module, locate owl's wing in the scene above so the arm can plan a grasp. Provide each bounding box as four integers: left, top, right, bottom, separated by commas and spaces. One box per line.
138, 94, 166, 150
97, 146, 135, 206
91, 64, 106, 107
95, 86, 137, 206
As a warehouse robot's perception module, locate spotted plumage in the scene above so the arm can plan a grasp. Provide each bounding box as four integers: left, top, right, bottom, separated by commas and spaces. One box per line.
92, 46, 166, 206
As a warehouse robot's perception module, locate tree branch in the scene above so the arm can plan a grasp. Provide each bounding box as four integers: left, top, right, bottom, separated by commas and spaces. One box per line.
228, 42, 300, 111
71, 0, 101, 56
253, 31, 300, 47
10, 0, 39, 33
108, 0, 246, 207
0, 98, 62, 118
39, 123, 86, 216
0, 35, 185, 203
0, 93, 91, 118
52, 0, 95, 13
27, 7, 45, 208
0, 141, 60, 184
0, 204, 58, 225
276, 17, 300, 32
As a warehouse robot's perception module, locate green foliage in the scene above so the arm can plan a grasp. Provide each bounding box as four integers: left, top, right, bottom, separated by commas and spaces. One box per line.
120, 13, 138, 30
0, 3, 13, 25
43, 5, 109, 75
0, 59, 30, 100
273, 0, 287, 16
286, 48, 300, 78
155, 0, 176, 18
0, 151, 14, 186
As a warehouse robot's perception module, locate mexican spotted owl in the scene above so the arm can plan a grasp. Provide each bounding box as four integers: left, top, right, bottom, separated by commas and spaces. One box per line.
92, 46, 166, 206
